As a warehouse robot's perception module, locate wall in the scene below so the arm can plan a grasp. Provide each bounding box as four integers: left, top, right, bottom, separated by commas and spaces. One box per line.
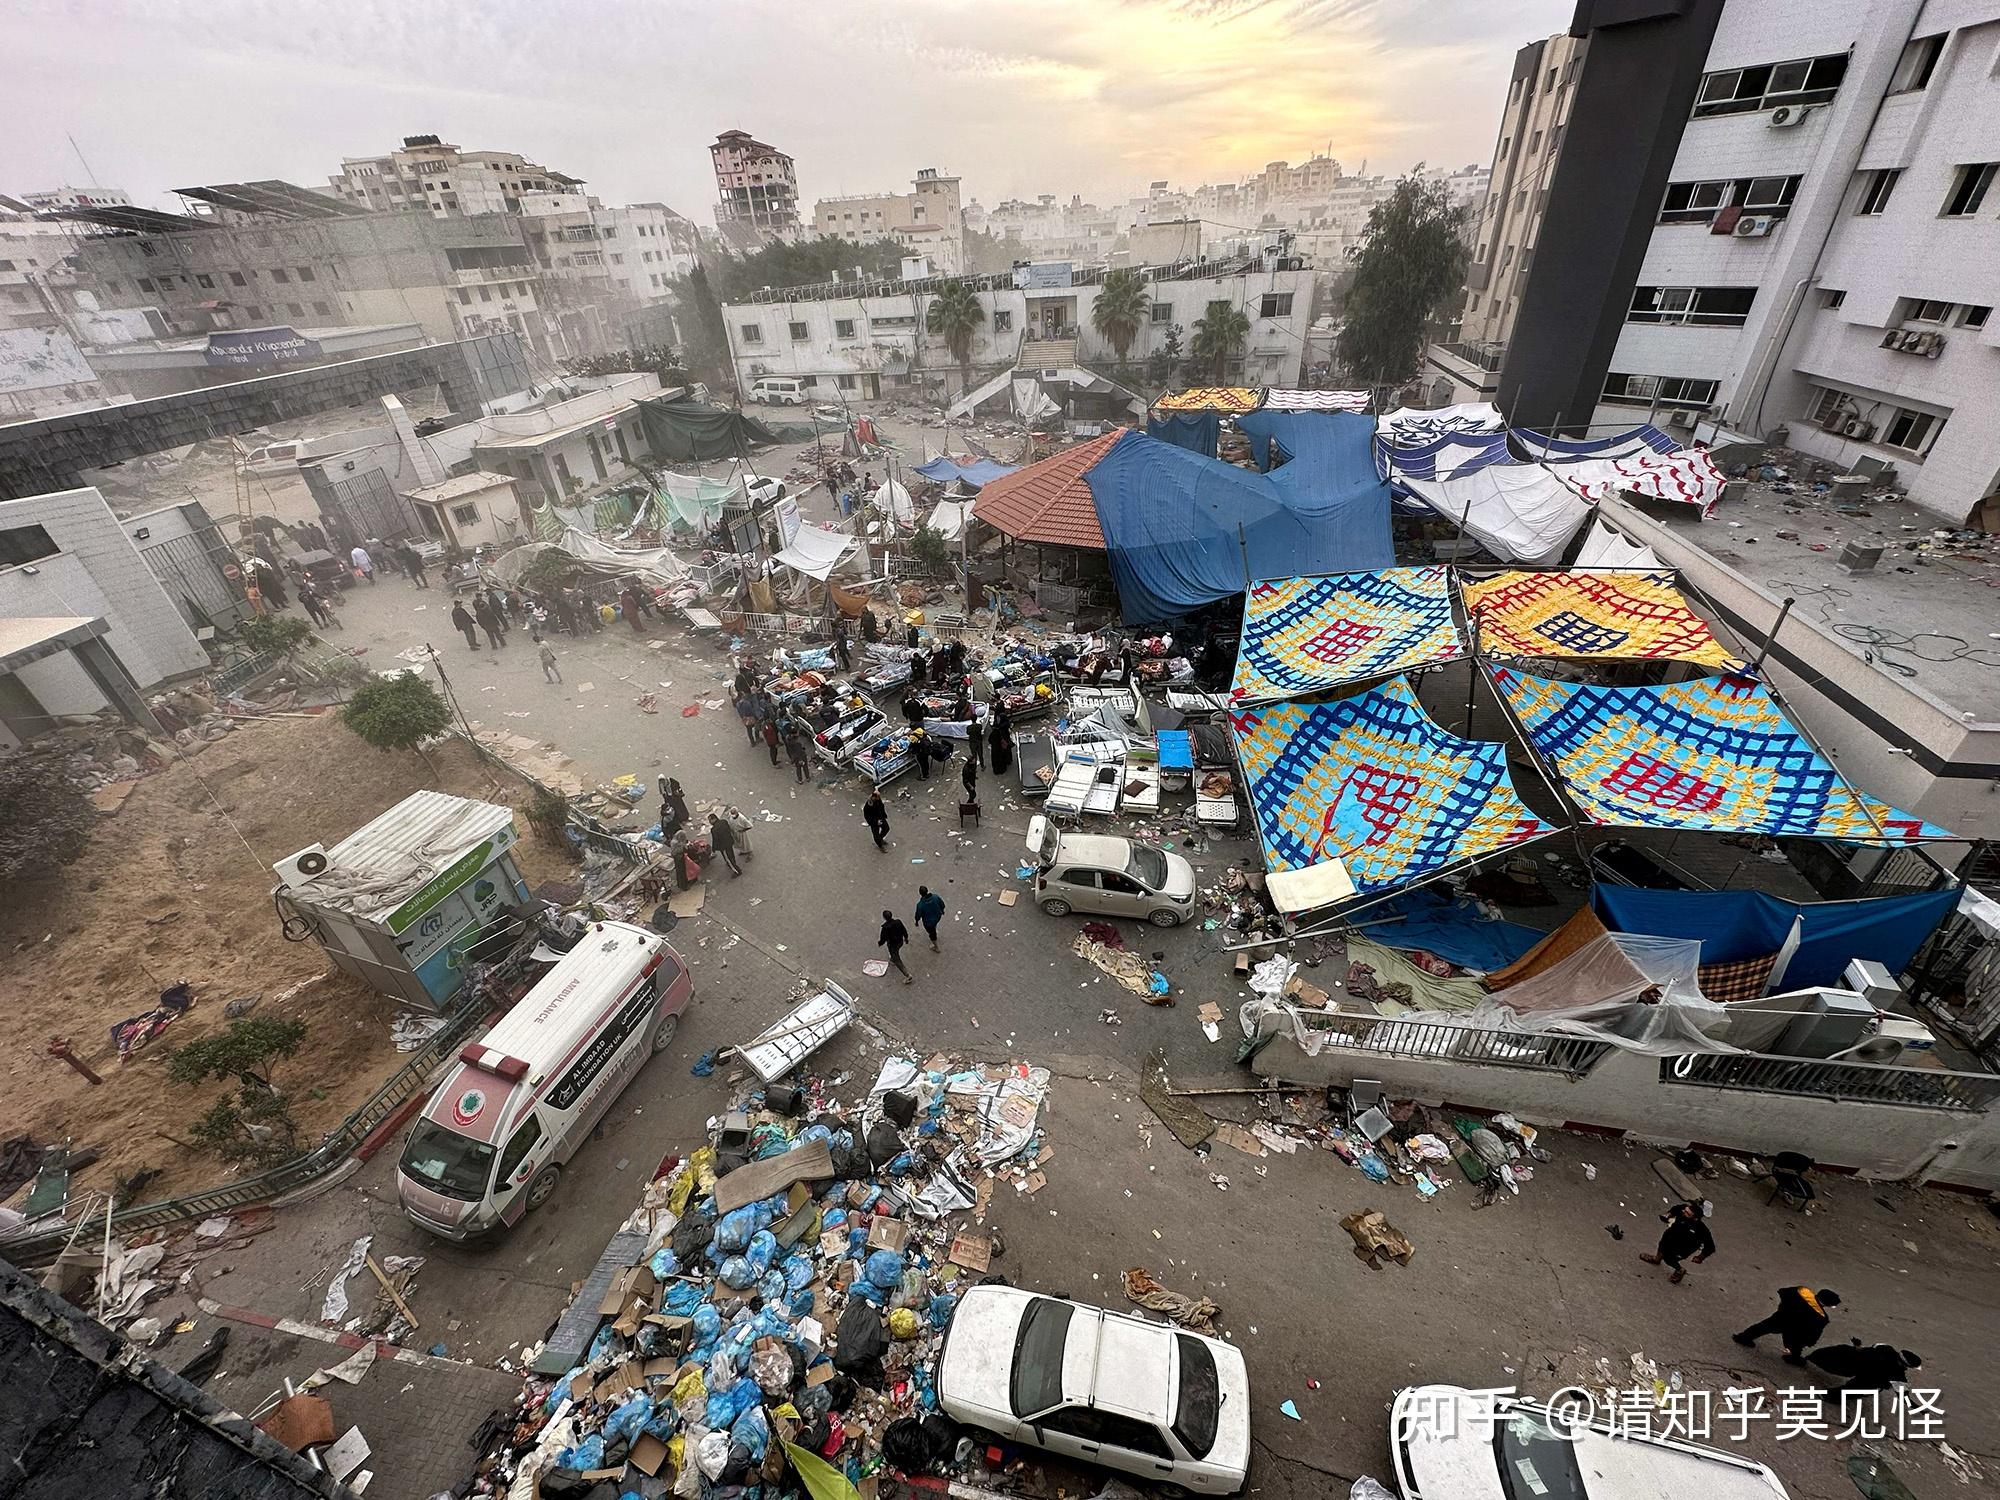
0, 486, 210, 715
1251, 1032, 2000, 1186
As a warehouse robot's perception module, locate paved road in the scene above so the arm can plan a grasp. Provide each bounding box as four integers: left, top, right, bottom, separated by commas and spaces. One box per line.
180, 411, 2000, 1500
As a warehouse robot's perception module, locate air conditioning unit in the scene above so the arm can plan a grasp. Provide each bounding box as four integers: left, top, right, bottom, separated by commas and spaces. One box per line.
1768, 104, 1816, 128
1918, 331, 1946, 357
1841, 416, 1875, 440
1733, 215, 1777, 238
273, 843, 330, 889
1880, 329, 1907, 351
1666, 406, 1698, 428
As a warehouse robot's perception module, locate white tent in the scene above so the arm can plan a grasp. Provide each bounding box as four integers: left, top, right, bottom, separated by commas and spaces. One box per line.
1011, 378, 1061, 423
1401, 463, 1592, 565
772, 521, 859, 581
922, 499, 973, 542
1573, 516, 1663, 570
872, 478, 914, 525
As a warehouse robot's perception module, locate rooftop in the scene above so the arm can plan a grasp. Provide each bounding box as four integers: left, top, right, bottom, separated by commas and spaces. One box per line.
1642, 479, 2000, 722
405, 470, 517, 504
0, 615, 103, 671
970, 430, 1123, 550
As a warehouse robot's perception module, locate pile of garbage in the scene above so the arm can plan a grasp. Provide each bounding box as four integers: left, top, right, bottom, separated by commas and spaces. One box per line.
468, 1054, 1053, 1499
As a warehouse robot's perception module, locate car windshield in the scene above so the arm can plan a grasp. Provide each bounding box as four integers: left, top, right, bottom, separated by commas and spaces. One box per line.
1496, 1410, 1588, 1500
1172, 1333, 1219, 1457
1126, 844, 1169, 890
1009, 1297, 1074, 1416
399, 1120, 496, 1202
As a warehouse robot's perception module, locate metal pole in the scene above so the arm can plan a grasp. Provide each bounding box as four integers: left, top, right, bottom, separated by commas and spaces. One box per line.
1462, 603, 1483, 737
1748, 595, 1795, 676
1237, 521, 1252, 591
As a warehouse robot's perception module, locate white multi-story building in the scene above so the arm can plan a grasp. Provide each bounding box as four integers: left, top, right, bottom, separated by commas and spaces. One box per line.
327, 136, 581, 218
17, 186, 133, 212
812, 168, 965, 273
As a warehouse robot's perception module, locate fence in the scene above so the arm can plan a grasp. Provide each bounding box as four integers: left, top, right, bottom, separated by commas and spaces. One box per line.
1, 990, 495, 1264
1660, 1052, 2000, 1113
1288, 1012, 1614, 1078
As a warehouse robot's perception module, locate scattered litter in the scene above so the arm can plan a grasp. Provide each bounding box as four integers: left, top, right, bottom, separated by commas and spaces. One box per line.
1280, 1399, 1302, 1421
1122, 1266, 1220, 1334
321, 1236, 371, 1324
1339, 1209, 1414, 1270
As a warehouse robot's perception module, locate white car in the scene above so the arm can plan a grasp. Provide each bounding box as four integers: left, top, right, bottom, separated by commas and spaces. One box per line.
936, 1286, 1251, 1496
1026, 816, 1198, 927
1390, 1386, 1790, 1500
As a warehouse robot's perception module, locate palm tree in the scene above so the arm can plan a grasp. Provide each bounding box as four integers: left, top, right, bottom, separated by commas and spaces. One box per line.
925, 280, 986, 394
1090, 268, 1151, 366
1190, 300, 1251, 384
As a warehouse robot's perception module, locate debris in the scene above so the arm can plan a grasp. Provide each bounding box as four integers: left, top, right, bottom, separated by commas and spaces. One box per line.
1122, 1266, 1220, 1334
321, 1235, 371, 1324
1280, 1399, 1302, 1421
1339, 1209, 1415, 1269
1140, 1047, 1215, 1149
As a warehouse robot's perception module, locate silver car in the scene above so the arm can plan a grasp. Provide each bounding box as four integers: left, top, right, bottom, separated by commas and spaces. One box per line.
1026, 815, 1197, 927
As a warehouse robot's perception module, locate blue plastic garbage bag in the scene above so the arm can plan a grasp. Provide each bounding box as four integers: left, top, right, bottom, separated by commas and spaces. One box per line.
665, 1280, 707, 1316
886, 1151, 917, 1176
845, 1227, 869, 1259
788, 1288, 816, 1318
1358, 1151, 1390, 1183
692, 1303, 722, 1345
928, 1293, 957, 1328
821, 1207, 848, 1231
713, 1205, 762, 1255
555, 1434, 604, 1471
546, 1368, 585, 1414
757, 1269, 787, 1305
705, 1378, 758, 1429
719, 1255, 756, 1289
744, 1230, 777, 1276
650, 1247, 680, 1279
732, 1404, 771, 1461
604, 1393, 653, 1444
642, 1402, 678, 1440
801, 1124, 834, 1145
864, 1250, 904, 1290
783, 1253, 814, 1292
587, 1325, 620, 1362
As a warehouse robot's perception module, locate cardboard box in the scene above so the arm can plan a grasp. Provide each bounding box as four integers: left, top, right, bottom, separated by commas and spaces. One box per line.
948, 1231, 992, 1272
866, 1216, 910, 1253
629, 1435, 670, 1477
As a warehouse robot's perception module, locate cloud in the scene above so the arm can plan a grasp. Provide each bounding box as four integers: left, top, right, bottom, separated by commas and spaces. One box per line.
0, 0, 1571, 217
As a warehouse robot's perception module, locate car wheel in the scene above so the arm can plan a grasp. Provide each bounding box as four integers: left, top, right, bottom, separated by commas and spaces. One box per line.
1148, 909, 1182, 928
525, 1163, 561, 1211
1156, 1485, 1192, 1500
651, 1013, 681, 1054
1040, 897, 1071, 916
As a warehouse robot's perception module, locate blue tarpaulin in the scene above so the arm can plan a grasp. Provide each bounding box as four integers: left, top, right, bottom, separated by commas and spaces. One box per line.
911, 457, 1018, 487
1375, 428, 1515, 485
1593, 885, 1959, 990
1146, 411, 1221, 458
1366, 887, 1548, 971
1511, 424, 1679, 463
1085, 425, 1393, 624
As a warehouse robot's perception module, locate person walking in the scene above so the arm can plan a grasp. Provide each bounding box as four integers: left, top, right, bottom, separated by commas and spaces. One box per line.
350, 542, 375, 584
832, 618, 853, 672
863, 790, 890, 850
914, 886, 945, 951
708, 812, 742, 877
528, 600, 550, 643
451, 600, 481, 650
990, 705, 1014, 776
658, 777, 690, 841
400, 544, 429, 588
1735, 1287, 1842, 1365
1639, 1202, 1714, 1284
299, 582, 332, 630
736, 691, 762, 747
878, 909, 914, 984
538, 639, 562, 683
785, 724, 813, 784
473, 592, 507, 650
724, 804, 754, 860
760, 714, 782, 768
966, 717, 985, 771
901, 691, 926, 730
960, 751, 979, 804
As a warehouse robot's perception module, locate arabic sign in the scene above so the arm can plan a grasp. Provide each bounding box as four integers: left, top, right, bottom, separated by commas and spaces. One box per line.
1015, 261, 1074, 290
204, 326, 325, 368
0, 327, 94, 394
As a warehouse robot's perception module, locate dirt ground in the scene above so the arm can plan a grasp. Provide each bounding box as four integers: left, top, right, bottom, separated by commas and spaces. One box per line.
1, 712, 571, 1209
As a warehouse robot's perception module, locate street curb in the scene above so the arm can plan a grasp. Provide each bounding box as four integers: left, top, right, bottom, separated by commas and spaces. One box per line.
354, 1089, 430, 1163
195, 1296, 445, 1367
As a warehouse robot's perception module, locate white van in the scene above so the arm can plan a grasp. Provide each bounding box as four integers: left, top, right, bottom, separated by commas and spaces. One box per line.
750, 376, 811, 406
396, 921, 692, 1239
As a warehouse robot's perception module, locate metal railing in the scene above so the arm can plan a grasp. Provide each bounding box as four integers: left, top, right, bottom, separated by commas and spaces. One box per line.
1, 992, 495, 1263
1292, 1012, 1613, 1078
742, 254, 1282, 305
1660, 1053, 2000, 1113
1433, 340, 1507, 373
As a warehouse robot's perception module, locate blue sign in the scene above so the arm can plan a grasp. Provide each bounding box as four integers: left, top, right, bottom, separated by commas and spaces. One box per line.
205, 326, 325, 368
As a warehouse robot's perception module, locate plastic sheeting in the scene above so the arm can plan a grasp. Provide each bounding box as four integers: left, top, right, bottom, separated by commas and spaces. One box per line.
1231, 567, 1462, 704
1085, 426, 1393, 624
1376, 429, 1515, 486
1494, 668, 1955, 844
871, 478, 913, 524
1572, 516, 1662, 570
1153, 387, 1264, 413
1362, 888, 1548, 972
1594, 884, 1961, 990
1560, 449, 1725, 516
1146, 410, 1220, 458
649, 470, 735, 531
1461, 569, 1744, 670
1011, 379, 1060, 423
921, 499, 972, 541
1400, 464, 1592, 565
635, 396, 782, 461
1262, 388, 1371, 412
772, 521, 859, 580
1230, 676, 1555, 909
1512, 425, 1679, 462
1377, 403, 1505, 441
910, 457, 1018, 487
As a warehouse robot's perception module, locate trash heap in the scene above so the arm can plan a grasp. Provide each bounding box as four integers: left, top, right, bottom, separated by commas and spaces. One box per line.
469, 1055, 1054, 1499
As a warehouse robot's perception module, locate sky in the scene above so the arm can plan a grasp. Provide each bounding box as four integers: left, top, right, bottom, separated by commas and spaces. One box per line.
4, 0, 1575, 220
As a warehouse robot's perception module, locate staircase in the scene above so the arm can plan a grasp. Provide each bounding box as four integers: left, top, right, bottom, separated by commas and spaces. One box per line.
1016, 338, 1079, 371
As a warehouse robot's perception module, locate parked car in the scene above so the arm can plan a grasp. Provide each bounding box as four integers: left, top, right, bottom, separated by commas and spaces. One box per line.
749, 376, 811, 406
1025, 815, 1196, 927
742, 475, 787, 506
1390, 1385, 1790, 1500
937, 1286, 1250, 1496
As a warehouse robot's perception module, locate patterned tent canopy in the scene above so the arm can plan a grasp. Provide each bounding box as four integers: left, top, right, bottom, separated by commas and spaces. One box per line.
1491, 668, 1954, 843
1559, 448, 1725, 516
1152, 387, 1264, 413
1231, 677, 1556, 911
1231, 567, 1463, 705
1461, 569, 1743, 670
1262, 388, 1371, 412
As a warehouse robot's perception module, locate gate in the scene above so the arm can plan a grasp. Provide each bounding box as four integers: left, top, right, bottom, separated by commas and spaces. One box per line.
140, 525, 247, 631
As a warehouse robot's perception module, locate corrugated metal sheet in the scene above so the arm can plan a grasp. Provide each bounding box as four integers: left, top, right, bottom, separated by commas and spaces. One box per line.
969, 430, 1121, 550
293, 790, 517, 919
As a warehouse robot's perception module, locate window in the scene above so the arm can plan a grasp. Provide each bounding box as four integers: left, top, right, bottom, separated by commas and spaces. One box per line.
1150, 302, 1173, 323
1960, 305, 1991, 329
285, 302, 304, 318
135, 277, 154, 292
789, 321, 809, 340
614, 426, 632, 465
477, 285, 492, 303
0, 524, 61, 568
311, 300, 330, 316
1627, 286, 1757, 327
244, 304, 263, 319
1693, 53, 1848, 117
1660, 176, 1801, 223
1901, 297, 1953, 324
1009, 1299, 1074, 1416
1740, 176, 1800, 211
195, 273, 213, 289
1060, 870, 1100, 889
1821, 289, 1846, 309
1884, 407, 1943, 453
297, 267, 315, 282
1890, 34, 1945, 94
1807, 385, 1850, 426
496, 1117, 543, 1181
992, 309, 1012, 333
1601, 372, 1720, 408
1942, 163, 1996, 217
1528, 130, 1542, 156
1856, 169, 1900, 215
739, 322, 763, 344
836, 373, 858, 391
450, 502, 482, 526
871, 314, 915, 328
270, 267, 289, 283
1544, 66, 1557, 94
1173, 1335, 1220, 1458
1259, 292, 1293, 317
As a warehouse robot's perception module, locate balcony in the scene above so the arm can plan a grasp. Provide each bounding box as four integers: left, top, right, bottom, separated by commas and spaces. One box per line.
1425, 338, 1506, 397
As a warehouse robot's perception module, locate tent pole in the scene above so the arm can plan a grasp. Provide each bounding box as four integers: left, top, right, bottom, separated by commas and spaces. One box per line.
1748, 595, 1795, 675
1476, 658, 1596, 879
1463, 603, 1483, 737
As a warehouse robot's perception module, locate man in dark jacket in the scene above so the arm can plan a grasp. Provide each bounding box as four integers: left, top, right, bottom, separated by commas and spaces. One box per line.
451, 600, 481, 650
473, 592, 507, 649
1639, 1202, 1714, 1284
878, 910, 913, 983
914, 886, 945, 951
1735, 1286, 1841, 1364
863, 791, 890, 850
1807, 1341, 1921, 1392
708, 812, 741, 877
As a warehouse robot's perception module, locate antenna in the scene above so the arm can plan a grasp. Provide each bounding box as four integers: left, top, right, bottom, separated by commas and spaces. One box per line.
67, 133, 102, 188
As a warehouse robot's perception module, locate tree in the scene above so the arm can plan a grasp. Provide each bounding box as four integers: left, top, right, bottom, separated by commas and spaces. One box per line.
1190, 300, 1251, 384
907, 525, 952, 576
520, 549, 580, 595
170, 1016, 310, 1169
237, 614, 313, 658
962, 226, 1032, 276
0, 752, 92, 884
1146, 323, 1184, 388
924, 279, 986, 392
709, 236, 906, 301
673, 262, 734, 389
1091, 268, 1151, 365
341, 673, 452, 771
1336, 171, 1468, 386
